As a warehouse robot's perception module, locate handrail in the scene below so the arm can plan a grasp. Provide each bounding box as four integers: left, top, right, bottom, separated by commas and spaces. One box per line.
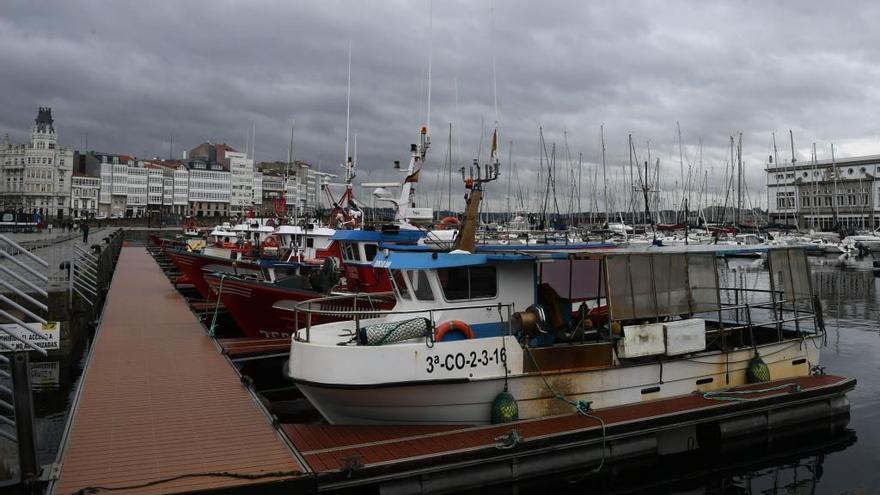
0, 234, 50, 268
0, 250, 48, 283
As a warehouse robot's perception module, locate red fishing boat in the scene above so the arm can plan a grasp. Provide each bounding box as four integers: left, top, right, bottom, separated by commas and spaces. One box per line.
204, 229, 421, 338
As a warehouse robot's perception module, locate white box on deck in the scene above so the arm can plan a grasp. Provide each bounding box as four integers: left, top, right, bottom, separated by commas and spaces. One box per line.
618, 322, 666, 358
664, 319, 706, 356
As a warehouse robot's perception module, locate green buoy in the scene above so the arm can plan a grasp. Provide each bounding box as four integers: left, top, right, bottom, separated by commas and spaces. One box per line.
746, 351, 770, 383
491, 390, 519, 424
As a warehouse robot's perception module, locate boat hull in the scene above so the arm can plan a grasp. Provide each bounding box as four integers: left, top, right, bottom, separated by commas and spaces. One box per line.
206, 275, 321, 339
290, 336, 822, 425
166, 249, 261, 299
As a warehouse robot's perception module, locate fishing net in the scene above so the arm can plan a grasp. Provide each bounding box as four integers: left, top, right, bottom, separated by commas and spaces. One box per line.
357, 317, 431, 345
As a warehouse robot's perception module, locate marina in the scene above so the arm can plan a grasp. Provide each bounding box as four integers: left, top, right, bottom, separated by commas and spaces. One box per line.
46, 244, 857, 494
5, 2, 880, 493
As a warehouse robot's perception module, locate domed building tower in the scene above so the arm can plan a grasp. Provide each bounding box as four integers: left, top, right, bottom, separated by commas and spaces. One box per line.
0, 106, 74, 220
31, 107, 57, 151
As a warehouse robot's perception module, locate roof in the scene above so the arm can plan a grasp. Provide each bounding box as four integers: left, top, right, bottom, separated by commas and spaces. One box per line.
373, 251, 489, 270
332, 229, 424, 243
476, 241, 616, 252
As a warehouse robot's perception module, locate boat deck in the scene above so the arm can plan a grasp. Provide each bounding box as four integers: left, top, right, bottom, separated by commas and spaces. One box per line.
218, 337, 290, 359
52, 247, 310, 495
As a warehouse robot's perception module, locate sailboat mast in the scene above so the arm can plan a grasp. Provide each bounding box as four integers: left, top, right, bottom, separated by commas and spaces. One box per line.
736, 132, 743, 227
600, 124, 609, 224
628, 134, 634, 225
789, 129, 798, 230
831, 143, 840, 228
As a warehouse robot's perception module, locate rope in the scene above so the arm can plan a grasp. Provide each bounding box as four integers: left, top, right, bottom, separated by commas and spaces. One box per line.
701, 382, 801, 402
524, 346, 606, 472
208, 274, 227, 337
70, 469, 304, 494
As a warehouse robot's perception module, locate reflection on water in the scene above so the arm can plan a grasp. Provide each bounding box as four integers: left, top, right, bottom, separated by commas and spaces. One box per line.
3, 256, 879, 493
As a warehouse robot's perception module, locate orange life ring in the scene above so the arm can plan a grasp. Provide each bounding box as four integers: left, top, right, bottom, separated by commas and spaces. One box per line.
437, 216, 461, 230
261, 235, 280, 249
434, 320, 475, 341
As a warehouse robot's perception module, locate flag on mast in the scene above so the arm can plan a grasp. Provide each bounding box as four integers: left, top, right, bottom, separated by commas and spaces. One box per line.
404, 169, 421, 183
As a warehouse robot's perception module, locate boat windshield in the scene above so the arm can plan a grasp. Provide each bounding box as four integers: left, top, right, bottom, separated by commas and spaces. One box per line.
341, 242, 359, 262
363, 243, 378, 261
391, 270, 411, 300
406, 270, 434, 301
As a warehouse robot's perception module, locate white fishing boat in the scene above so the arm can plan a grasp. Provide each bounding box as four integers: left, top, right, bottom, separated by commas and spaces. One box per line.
283, 157, 825, 426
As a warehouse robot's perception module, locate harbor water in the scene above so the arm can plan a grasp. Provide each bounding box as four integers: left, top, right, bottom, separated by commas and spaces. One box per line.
5, 253, 879, 493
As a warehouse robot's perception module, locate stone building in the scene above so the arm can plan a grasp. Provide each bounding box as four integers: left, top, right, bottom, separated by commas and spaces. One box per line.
0, 107, 75, 220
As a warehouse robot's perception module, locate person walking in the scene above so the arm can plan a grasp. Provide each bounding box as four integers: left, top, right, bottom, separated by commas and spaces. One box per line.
47, 223, 53, 235
81, 222, 90, 244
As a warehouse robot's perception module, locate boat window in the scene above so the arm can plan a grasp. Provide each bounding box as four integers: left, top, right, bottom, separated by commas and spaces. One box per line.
391, 270, 411, 300
469, 266, 497, 298
341, 242, 358, 262
437, 266, 497, 301
407, 270, 434, 301
539, 259, 603, 301
306, 238, 314, 248
363, 243, 378, 261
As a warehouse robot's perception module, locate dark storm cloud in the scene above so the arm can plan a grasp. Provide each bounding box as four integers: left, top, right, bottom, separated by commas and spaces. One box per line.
3, 0, 880, 212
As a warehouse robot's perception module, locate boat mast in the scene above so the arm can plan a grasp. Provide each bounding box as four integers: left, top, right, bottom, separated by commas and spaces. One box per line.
600, 124, 609, 225
772, 132, 780, 226
831, 143, 840, 230
811, 143, 818, 229
677, 121, 685, 223
286, 119, 295, 218
454, 145, 500, 253
736, 132, 743, 228
789, 129, 799, 230
628, 133, 634, 226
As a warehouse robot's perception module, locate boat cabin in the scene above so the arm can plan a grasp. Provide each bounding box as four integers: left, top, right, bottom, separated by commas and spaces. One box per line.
293, 245, 822, 362
274, 224, 338, 262
333, 229, 423, 293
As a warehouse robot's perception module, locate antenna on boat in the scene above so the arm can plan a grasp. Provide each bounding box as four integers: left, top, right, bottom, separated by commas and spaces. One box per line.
344, 40, 354, 185
426, 0, 433, 139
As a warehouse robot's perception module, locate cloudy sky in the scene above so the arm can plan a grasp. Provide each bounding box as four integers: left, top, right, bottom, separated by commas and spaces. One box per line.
3, 1, 880, 214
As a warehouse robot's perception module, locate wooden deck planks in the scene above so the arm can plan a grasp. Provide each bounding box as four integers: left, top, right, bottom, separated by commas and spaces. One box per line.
53, 247, 305, 495
285, 374, 851, 474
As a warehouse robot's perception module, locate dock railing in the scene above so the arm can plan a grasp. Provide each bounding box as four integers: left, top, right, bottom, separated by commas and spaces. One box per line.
0, 233, 53, 484
67, 230, 124, 309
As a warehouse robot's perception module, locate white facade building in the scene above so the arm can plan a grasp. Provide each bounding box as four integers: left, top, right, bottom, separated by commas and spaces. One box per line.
187, 160, 230, 217
147, 166, 165, 208
172, 167, 189, 214
71, 174, 101, 219
253, 172, 263, 206
281, 162, 334, 215
228, 151, 256, 214
126, 165, 148, 217
766, 153, 880, 230
0, 107, 74, 220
